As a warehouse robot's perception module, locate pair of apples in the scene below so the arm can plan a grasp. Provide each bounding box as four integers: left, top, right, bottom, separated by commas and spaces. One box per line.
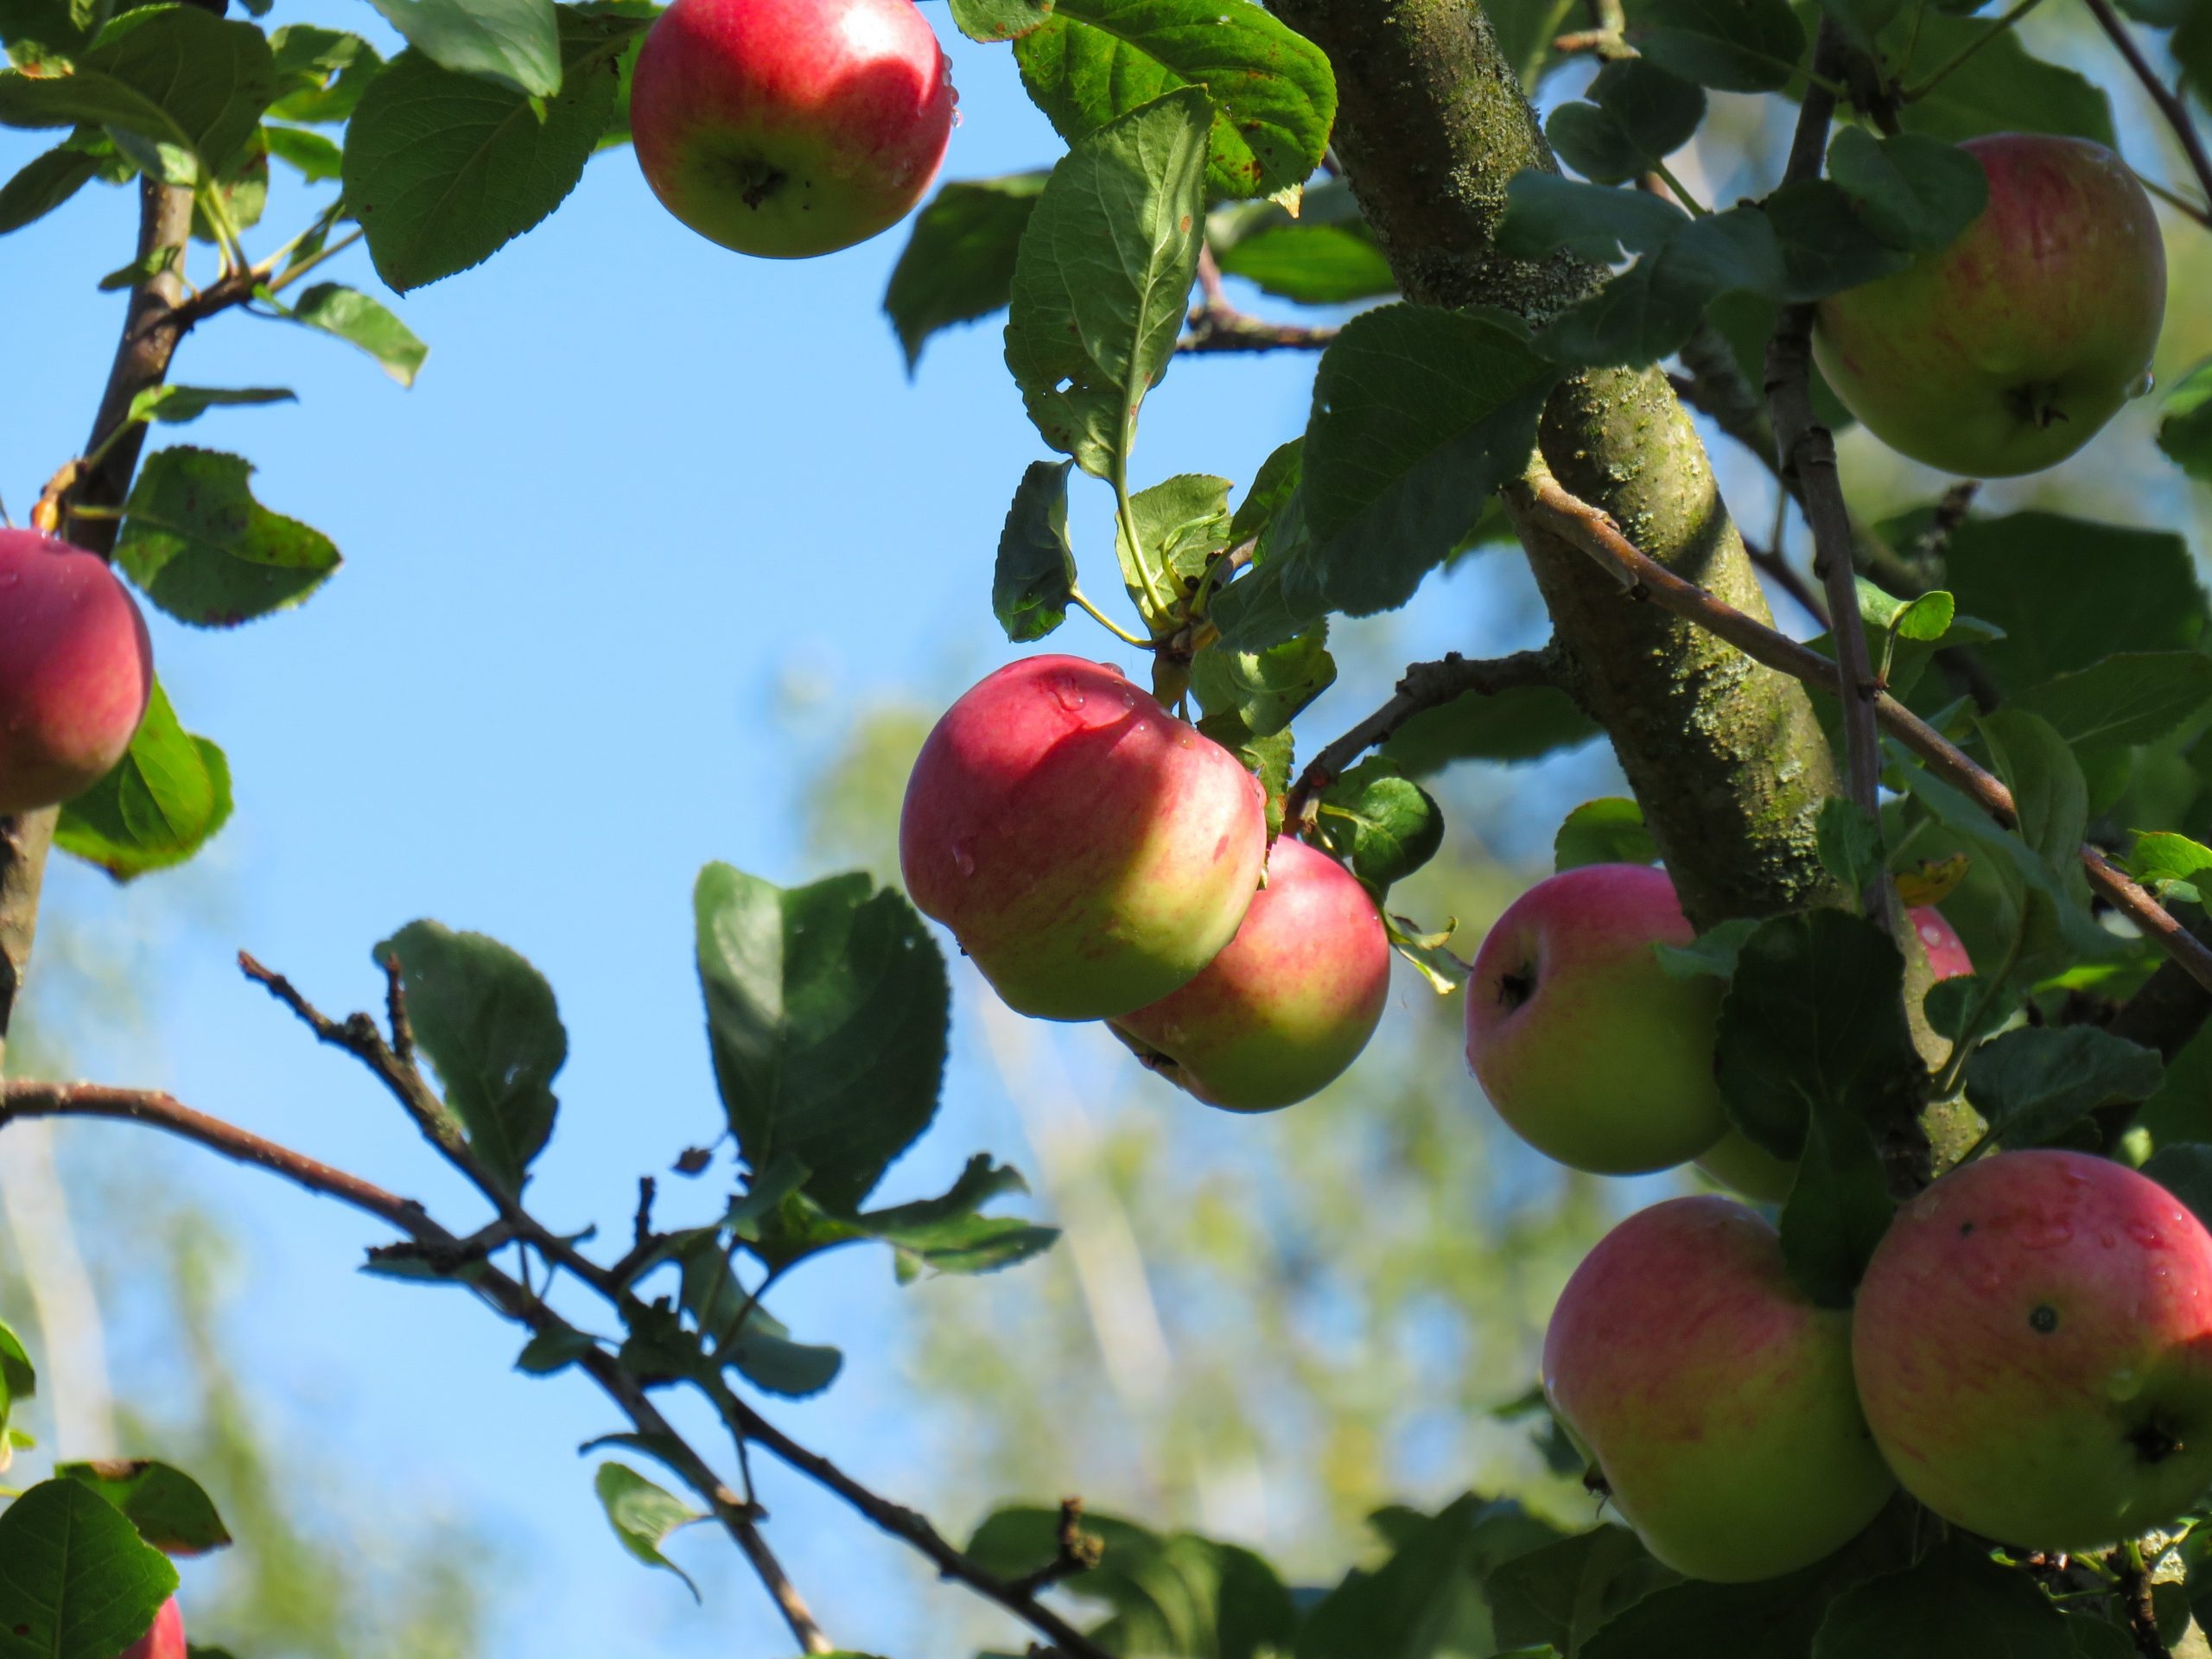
899, 656, 1393, 1112
0, 530, 153, 817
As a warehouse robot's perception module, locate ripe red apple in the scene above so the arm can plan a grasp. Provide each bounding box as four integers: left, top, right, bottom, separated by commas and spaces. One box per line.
629, 0, 955, 258
1545, 1196, 1896, 1581
1109, 834, 1391, 1112
1814, 134, 2164, 478
118, 1599, 185, 1659
1853, 1149, 2212, 1549
1698, 905, 1970, 1203
901, 655, 1267, 1022
1464, 862, 1726, 1173
0, 528, 152, 814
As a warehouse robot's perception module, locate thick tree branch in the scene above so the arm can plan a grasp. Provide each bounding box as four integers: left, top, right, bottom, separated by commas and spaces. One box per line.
1512, 473, 2212, 995
1282, 648, 1559, 831
2085, 0, 2212, 220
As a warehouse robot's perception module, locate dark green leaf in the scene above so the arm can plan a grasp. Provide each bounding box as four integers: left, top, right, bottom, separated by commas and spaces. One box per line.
2158, 358, 2212, 483
1298, 1495, 1566, 1659
749, 1154, 1058, 1280
363, 0, 561, 97
1590, 56, 1706, 156
2142, 1144, 2212, 1231
1003, 87, 1211, 480
0, 142, 94, 233
114, 446, 339, 626
1815, 798, 1887, 905
515, 1327, 595, 1375
1654, 916, 1762, 980
377, 920, 567, 1196
54, 678, 231, 880
1317, 760, 1443, 894
1964, 1026, 2162, 1147
1486, 1524, 1675, 1654
1778, 1103, 1894, 1306
593, 1464, 703, 1599
991, 459, 1077, 643
55, 1460, 231, 1556
280, 283, 429, 387
1894, 16, 2117, 147
1625, 0, 1807, 90
1824, 128, 1986, 253
2009, 653, 2212, 755
1554, 797, 1658, 871
1215, 219, 1394, 304
1763, 178, 1915, 300
1228, 435, 1303, 552
1580, 1567, 1831, 1659
0, 1478, 178, 1659
1189, 624, 1334, 738
268, 24, 383, 124
722, 1311, 842, 1397
884, 171, 1047, 370
695, 865, 948, 1214
1495, 171, 1688, 265
1546, 100, 1648, 186
0, 1317, 32, 1440
1010, 0, 1337, 202
1812, 1541, 2074, 1657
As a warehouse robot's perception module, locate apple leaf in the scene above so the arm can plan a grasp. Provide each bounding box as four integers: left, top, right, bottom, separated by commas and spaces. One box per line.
1814, 798, 1886, 906
276, 283, 430, 387
1892, 16, 2117, 147
0, 142, 96, 233
361, 0, 560, 97
1778, 1103, 1894, 1306
1495, 171, 1690, 265
1761, 179, 1916, 299
2009, 652, 2212, 756
343, 6, 642, 291
1812, 1541, 2075, 1658
990, 460, 1079, 643
943, 0, 1052, 42
1010, 0, 1337, 202
0, 1478, 179, 1659
1538, 205, 1785, 366
2131, 830, 2212, 903
1486, 1525, 1676, 1655
1823, 129, 1986, 254
514, 1327, 595, 1375
125, 385, 296, 426
675, 1245, 846, 1395
1623, 0, 1808, 91
744, 1154, 1059, 1281
1298, 1496, 1565, 1658
0, 1317, 32, 1442
884, 172, 1048, 372
694, 864, 948, 1215
1963, 1027, 2162, 1147
56, 1460, 232, 1557
1003, 86, 1211, 481
593, 1464, 705, 1599
2157, 359, 2212, 484
1554, 797, 1659, 872
1210, 186, 1395, 305
1116, 473, 1232, 635
267, 25, 384, 124
1316, 760, 1443, 896
1546, 58, 1706, 184
114, 447, 340, 627
1578, 1566, 1834, 1658
1385, 683, 1600, 772
1188, 624, 1334, 740
54, 678, 232, 881
376, 920, 566, 1197
1197, 713, 1294, 833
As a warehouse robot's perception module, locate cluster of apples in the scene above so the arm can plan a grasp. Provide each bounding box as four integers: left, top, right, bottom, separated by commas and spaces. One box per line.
899, 656, 1394, 1111
627, 0, 956, 259
0, 528, 153, 816
1470, 864, 2212, 1580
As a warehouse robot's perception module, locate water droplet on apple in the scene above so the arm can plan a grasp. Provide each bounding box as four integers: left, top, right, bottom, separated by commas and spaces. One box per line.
2129, 1224, 2167, 1249
950, 839, 977, 877
2108, 1368, 2145, 1402
1051, 677, 1087, 712
2023, 1221, 2075, 1248
2128, 370, 2156, 400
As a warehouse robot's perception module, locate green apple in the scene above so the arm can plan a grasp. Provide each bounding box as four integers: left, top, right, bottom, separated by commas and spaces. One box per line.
0, 528, 152, 814
1853, 1149, 2212, 1549
1464, 862, 1726, 1174
900, 655, 1267, 1022
1110, 833, 1392, 1112
1814, 133, 2164, 478
1546, 1196, 1896, 1580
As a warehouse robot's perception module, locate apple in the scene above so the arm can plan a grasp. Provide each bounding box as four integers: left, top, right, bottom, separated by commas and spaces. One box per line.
118, 1599, 185, 1659
1698, 906, 1971, 1203
1545, 1196, 1897, 1581
1853, 1148, 2212, 1550
900, 655, 1267, 1022
1814, 133, 2164, 478
0, 528, 152, 814
629, 0, 956, 259
1464, 862, 1726, 1173
1109, 834, 1391, 1112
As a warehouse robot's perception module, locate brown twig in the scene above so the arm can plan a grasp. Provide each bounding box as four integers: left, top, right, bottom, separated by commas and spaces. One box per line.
2112, 1540, 2167, 1659
1741, 537, 1828, 627
1511, 473, 2212, 996
1281, 649, 1562, 832
2084, 0, 2212, 226
1178, 243, 1341, 356
1006, 1497, 1106, 1599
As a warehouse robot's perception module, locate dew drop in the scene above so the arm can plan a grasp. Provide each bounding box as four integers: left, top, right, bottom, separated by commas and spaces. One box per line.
1051, 677, 1087, 712
2129, 1224, 2168, 1250
950, 838, 977, 877
2128, 370, 2157, 400
2109, 1368, 2145, 1402
2023, 1221, 2075, 1248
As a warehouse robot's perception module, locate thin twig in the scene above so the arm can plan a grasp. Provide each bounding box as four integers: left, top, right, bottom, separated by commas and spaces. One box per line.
1742, 537, 1828, 627
1281, 649, 1562, 831
1510, 473, 2212, 996
2085, 0, 2212, 223
1177, 306, 1340, 355
1006, 1497, 1105, 1599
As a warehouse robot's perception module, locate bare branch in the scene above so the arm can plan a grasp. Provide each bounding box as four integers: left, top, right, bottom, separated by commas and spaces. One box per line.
1177, 303, 1339, 356
1006, 1497, 1106, 1599
2085, 0, 2212, 226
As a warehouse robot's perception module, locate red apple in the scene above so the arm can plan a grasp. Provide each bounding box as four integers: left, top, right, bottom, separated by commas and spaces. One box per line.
629, 0, 955, 258
1545, 1196, 1896, 1581
1465, 862, 1726, 1173
1814, 134, 2164, 478
1109, 834, 1391, 1112
118, 1599, 185, 1659
0, 528, 152, 814
1853, 1149, 2212, 1549
900, 655, 1267, 1021
1699, 905, 1970, 1203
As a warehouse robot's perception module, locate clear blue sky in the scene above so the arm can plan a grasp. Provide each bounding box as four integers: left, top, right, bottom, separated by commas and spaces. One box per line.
2, 6, 2201, 1656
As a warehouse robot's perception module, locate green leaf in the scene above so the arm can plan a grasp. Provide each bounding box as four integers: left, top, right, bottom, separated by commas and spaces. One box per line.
1964, 1027, 2162, 1147
1763, 178, 1915, 299
1213, 303, 1554, 645
0, 1478, 179, 1659
0, 1317, 33, 1440
362, 0, 560, 97
1815, 797, 1887, 906
1116, 472, 1232, 633
514, 1327, 595, 1375
0, 142, 94, 233
1579, 1567, 1832, 1659
1554, 797, 1658, 871
1316, 760, 1443, 895
722, 1312, 842, 1397
1003, 86, 1211, 480
1547, 58, 1706, 184
1228, 435, 1303, 550
54, 678, 231, 880
1386, 682, 1599, 772
1890, 592, 1955, 642
54, 1460, 231, 1556
1214, 219, 1394, 305
991, 459, 1078, 643
114, 446, 340, 626
1654, 916, 1762, 981
944, 0, 1052, 42
1812, 1541, 2075, 1657
343, 8, 641, 291
126, 385, 295, 425
1824, 129, 1987, 253
2158, 358, 2212, 483
1496, 171, 1689, 266
1299, 1495, 1567, 1659
694, 865, 948, 1214
1011, 0, 1337, 202
1894, 16, 2117, 147
968, 1507, 1296, 1659
376, 920, 567, 1197
2131, 830, 2212, 900
1485, 1524, 1675, 1655
0, 6, 274, 175
592, 1464, 703, 1599
747, 1154, 1059, 1280
268, 25, 383, 124
1197, 714, 1294, 832
883, 171, 1048, 371
1538, 204, 1785, 367
1188, 624, 1334, 739
1713, 908, 1921, 1162
262, 123, 344, 182
2009, 653, 2212, 755
280, 283, 429, 387
1778, 1103, 1894, 1306
1624, 0, 1808, 90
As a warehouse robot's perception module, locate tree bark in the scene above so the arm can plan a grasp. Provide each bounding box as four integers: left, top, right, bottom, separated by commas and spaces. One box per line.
1269, 0, 1845, 927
